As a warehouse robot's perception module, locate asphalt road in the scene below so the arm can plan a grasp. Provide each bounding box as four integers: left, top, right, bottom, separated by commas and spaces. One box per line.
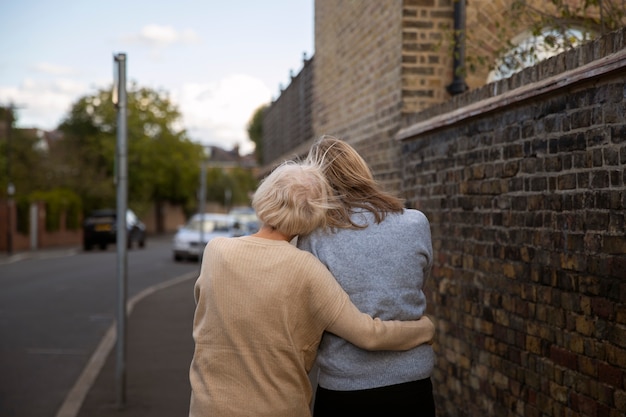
0, 235, 199, 417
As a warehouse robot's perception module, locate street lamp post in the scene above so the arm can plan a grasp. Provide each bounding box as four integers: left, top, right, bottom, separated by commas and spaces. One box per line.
5, 105, 15, 255
113, 52, 128, 409
198, 146, 211, 266
6, 183, 14, 256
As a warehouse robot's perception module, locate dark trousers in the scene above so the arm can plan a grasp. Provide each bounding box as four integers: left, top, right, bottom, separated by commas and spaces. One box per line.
313, 378, 436, 417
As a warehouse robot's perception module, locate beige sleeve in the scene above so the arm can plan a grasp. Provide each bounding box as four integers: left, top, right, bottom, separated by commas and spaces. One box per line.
326, 300, 435, 351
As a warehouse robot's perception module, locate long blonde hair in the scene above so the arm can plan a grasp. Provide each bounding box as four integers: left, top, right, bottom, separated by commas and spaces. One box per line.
306, 135, 404, 229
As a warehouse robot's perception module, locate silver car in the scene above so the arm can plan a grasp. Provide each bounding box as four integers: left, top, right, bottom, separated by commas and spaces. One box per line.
172, 213, 237, 262
228, 206, 260, 235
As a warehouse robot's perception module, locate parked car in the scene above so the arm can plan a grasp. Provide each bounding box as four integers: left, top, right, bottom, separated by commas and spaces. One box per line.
228, 206, 260, 236
83, 208, 146, 251
172, 213, 237, 262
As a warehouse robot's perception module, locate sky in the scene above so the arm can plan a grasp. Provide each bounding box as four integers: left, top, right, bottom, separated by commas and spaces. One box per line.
0, 0, 314, 155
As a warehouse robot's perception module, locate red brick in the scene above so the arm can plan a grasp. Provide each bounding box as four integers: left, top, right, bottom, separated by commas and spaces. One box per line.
571, 392, 598, 416
592, 297, 615, 319
550, 345, 578, 371
598, 362, 624, 388
609, 256, 626, 279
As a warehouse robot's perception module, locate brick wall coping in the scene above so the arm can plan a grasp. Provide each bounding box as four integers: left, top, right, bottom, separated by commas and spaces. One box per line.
395, 47, 626, 141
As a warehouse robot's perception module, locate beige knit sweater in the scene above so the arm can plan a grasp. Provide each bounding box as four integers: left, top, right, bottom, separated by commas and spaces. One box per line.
189, 236, 432, 417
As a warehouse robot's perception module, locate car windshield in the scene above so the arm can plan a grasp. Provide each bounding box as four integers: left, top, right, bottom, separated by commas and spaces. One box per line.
91, 210, 115, 219
186, 218, 231, 233
232, 213, 257, 223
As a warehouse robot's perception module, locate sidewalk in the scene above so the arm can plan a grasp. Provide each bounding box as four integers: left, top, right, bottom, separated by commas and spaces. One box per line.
73, 276, 197, 417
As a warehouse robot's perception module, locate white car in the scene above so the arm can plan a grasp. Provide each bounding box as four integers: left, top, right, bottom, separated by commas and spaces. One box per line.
172, 213, 237, 262
228, 206, 260, 235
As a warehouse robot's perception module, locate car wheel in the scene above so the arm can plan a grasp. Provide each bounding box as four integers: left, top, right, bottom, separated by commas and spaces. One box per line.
83, 241, 93, 251
174, 253, 183, 262
99, 243, 107, 250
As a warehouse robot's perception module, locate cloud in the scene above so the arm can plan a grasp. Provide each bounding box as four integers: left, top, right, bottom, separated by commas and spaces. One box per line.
122, 24, 201, 48
0, 78, 87, 128
0, 72, 271, 156
172, 74, 272, 154
32, 62, 78, 76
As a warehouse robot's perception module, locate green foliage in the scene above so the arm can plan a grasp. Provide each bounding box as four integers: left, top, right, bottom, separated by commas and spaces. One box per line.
3, 85, 257, 231
0, 121, 50, 199
229, 167, 258, 203
247, 105, 266, 164
203, 166, 258, 210
55, 91, 118, 212
29, 188, 82, 232
56, 83, 204, 217
15, 197, 30, 234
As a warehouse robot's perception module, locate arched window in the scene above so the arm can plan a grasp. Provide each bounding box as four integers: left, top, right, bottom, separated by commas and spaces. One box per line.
487, 27, 591, 83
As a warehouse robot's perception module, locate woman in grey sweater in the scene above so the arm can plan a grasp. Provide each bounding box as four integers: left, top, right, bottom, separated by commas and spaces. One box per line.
298, 136, 436, 417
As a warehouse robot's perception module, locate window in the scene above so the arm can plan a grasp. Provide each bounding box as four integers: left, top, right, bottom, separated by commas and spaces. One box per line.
487, 27, 591, 83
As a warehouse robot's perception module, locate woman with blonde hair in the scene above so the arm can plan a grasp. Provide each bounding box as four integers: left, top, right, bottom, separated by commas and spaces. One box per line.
189, 160, 435, 417
299, 136, 437, 416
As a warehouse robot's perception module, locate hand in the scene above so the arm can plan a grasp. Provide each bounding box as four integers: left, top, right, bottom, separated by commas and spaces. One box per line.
419, 315, 436, 345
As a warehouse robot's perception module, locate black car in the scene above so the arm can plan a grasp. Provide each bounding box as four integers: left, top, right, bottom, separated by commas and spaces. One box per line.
83, 209, 146, 251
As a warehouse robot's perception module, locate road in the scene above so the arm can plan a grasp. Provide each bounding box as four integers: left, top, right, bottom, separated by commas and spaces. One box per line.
0, 235, 199, 417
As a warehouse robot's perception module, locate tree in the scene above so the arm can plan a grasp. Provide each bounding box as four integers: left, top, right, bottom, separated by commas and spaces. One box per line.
56, 84, 259, 222
204, 166, 257, 210
56, 84, 203, 216
0, 107, 51, 198
247, 105, 267, 165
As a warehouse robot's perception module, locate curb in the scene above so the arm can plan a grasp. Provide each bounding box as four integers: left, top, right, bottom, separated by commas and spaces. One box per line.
0, 248, 80, 265
55, 270, 198, 417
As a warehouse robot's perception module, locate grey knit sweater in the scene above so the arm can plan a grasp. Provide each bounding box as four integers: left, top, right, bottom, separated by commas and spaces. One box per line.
298, 208, 435, 390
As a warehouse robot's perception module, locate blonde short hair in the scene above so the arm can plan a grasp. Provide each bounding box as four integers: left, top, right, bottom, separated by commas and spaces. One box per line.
252, 161, 335, 237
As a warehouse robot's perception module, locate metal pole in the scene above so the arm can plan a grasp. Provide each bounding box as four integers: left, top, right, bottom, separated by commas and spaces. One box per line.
198, 160, 206, 266
113, 52, 128, 409
5, 106, 14, 255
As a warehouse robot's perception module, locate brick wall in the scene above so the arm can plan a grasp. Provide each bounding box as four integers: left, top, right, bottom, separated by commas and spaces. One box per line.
0, 200, 82, 252
263, 0, 459, 187
263, 0, 458, 188
263, 0, 610, 175
463, 0, 608, 88
142, 201, 187, 234
312, 0, 407, 190
398, 28, 626, 417
401, 0, 453, 112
